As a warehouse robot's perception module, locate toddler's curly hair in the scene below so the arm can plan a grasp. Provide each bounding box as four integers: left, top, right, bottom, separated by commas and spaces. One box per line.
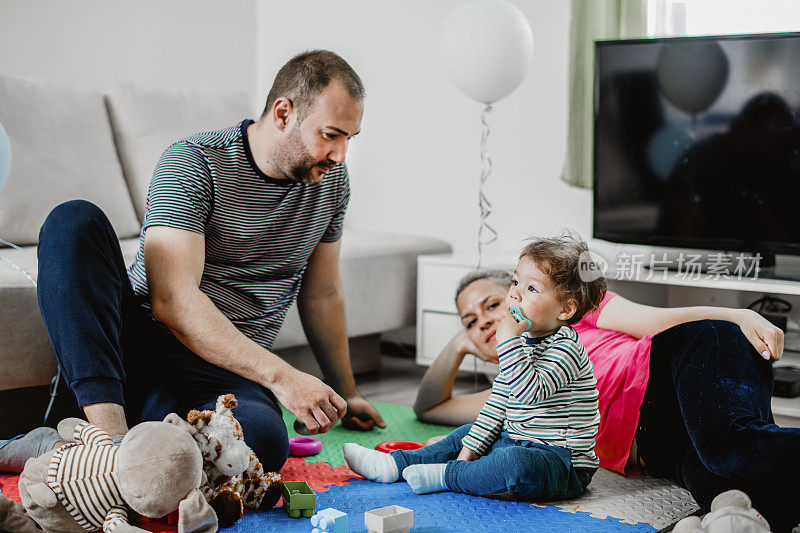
519, 231, 607, 325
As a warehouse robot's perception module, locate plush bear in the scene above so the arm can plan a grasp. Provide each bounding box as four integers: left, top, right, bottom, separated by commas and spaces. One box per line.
673, 490, 770, 533
0, 416, 217, 533
180, 394, 283, 527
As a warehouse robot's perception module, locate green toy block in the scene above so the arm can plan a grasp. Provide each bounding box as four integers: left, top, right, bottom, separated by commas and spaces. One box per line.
282, 481, 316, 518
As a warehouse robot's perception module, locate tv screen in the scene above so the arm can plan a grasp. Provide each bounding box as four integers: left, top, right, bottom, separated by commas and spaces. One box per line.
593, 32, 800, 257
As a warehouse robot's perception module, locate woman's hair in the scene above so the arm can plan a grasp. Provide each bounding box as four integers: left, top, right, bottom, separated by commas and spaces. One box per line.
454, 269, 512, 309
519, 232, 607, 324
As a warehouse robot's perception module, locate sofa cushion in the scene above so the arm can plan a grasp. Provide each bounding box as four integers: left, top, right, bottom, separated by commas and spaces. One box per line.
0, 75, 141, 245
106, 85, 253, 222
0, 239, 141, 391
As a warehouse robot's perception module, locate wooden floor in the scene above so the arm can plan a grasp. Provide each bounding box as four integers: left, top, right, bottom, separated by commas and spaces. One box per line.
356, 352, 491, 407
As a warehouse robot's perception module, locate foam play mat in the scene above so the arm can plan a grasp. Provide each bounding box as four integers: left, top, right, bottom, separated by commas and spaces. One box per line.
0, 402, 699, 532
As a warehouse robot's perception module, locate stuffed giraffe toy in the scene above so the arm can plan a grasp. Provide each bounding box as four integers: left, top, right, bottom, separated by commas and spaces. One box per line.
181, 394, 283, 527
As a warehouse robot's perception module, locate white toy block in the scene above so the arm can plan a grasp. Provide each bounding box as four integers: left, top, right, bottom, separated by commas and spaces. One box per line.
364, 505, 413, 533
310, 507, 348, 533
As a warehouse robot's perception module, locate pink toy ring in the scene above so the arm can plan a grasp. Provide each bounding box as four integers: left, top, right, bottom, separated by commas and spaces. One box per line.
288, 436, 323, 456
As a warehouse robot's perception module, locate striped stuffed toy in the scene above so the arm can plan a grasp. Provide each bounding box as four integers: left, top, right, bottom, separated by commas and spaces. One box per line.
0, 416, 216, 533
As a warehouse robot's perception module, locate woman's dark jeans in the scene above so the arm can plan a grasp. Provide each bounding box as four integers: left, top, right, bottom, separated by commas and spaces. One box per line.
36, 200, 288, 471
639, 319, 800, 532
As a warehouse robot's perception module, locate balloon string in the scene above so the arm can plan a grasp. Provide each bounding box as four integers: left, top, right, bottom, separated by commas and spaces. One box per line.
0, 237, 37, 287
477, 104, 497, 269
0, 255, 36, 286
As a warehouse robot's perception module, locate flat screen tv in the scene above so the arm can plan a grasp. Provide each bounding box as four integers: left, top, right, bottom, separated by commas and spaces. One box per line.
593, 32, 800, 269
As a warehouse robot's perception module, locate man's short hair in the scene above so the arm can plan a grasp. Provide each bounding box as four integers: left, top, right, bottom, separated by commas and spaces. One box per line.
519, 232, 607, 325
454, 269, 513, 309
261, 50, 365, 122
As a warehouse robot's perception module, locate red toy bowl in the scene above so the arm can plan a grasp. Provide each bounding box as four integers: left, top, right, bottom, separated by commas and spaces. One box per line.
288, 436, 323, 456
374, 440, 424, 453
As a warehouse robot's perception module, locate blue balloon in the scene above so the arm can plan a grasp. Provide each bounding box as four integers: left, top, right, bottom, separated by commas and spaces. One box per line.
646, 123, 693, 181
0, 122, 10, 195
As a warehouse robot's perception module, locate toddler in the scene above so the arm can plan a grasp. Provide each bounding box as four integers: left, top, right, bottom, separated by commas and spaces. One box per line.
344, 233, 606, 500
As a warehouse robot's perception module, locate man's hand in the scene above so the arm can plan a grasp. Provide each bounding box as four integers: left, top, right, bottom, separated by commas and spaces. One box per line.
270, 365, 347, 434
341, 396, 386, 431
735, 308, 784, 361
456, 446, 480, 462
496, 312, 528, 345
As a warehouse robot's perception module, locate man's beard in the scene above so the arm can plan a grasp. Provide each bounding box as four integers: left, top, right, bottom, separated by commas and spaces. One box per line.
275, 126, 331, 184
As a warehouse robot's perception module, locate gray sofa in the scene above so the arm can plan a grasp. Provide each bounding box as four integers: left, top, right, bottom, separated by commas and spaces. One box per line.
0, 75, 450, 400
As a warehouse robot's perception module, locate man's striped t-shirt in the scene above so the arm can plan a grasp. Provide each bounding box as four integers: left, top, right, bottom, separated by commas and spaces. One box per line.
462, 325, 600, 469
127, 120, 350, 349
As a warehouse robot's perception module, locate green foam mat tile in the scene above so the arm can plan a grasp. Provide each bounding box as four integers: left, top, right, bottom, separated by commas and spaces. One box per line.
282, 401, 458, 467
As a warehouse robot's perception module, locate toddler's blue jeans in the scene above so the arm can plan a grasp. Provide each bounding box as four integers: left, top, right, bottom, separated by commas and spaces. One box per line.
36, 200, 288, 472
391, 424, 595, 500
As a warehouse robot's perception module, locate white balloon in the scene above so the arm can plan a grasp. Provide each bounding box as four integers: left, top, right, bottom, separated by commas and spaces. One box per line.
656, 42, 729, 116
440, 0, 534, 105
0, 122, 10, 195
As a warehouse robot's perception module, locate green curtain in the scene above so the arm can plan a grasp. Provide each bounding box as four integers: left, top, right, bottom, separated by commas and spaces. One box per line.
561, 0, 648, 189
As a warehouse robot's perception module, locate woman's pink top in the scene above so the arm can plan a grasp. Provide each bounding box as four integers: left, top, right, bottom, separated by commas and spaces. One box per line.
573, 291, 653, 474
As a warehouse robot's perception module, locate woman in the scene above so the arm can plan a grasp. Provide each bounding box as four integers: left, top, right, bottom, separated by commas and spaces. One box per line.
414, 270, 799, 532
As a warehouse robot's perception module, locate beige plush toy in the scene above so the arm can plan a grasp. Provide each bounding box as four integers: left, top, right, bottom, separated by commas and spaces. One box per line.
179, 394, 283, 528
673, 490, 770, 533
0, 415, 217, 533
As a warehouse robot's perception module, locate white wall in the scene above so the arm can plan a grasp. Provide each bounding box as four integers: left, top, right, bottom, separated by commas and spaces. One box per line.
255, 0, 590, 255
0, 0, 586, 256
0, 0, 257, 95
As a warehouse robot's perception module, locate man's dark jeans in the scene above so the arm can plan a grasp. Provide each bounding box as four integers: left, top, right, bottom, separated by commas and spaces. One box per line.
639, 319, 800, 532
36, 200, 288, 471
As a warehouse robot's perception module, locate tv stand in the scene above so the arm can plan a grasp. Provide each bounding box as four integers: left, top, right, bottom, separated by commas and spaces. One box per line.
621, 264, 800, 295
757, 265, 800, 283
635, 251, 800, 283
640, 262, 800, 283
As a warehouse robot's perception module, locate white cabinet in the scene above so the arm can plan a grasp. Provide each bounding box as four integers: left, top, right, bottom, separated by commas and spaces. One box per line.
415, 253, 515, 376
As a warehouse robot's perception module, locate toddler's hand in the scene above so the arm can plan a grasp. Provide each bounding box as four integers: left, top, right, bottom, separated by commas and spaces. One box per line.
496, 312, 528, 344
456, 447, 480, 462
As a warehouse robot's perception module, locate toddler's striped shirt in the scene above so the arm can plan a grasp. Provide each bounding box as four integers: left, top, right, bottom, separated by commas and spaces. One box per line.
462, 325, 600, 469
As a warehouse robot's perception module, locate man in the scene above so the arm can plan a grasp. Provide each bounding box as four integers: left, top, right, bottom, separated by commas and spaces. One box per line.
2, 50, 384, 474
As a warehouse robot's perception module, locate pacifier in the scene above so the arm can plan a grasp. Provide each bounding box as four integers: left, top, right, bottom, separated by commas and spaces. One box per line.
509, 305, 532, 331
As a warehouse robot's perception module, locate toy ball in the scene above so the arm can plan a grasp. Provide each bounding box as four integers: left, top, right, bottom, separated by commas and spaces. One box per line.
288, 436, 323, 456
374, 441, 424, 453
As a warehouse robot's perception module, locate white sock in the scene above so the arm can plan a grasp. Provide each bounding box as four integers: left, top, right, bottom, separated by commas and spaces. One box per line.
0, 427, 61, 473
343, 443, 399, 483
402, 464, 447, 494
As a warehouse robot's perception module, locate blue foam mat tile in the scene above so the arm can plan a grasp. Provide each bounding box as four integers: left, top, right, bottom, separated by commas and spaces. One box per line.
221, 479, 657, 532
